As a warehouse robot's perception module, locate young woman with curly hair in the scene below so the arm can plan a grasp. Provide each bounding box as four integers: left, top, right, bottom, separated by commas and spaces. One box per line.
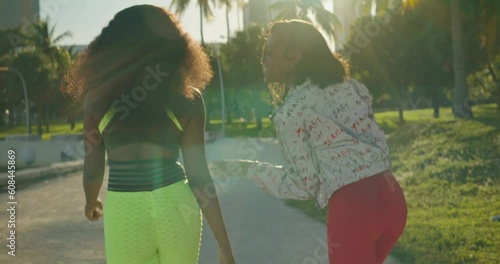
62, 5, 234, 264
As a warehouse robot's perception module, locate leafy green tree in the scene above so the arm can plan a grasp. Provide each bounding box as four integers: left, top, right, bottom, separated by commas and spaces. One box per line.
347, 0, 484, 121
25, 19, 73, 133
220, 24, 268, 128
476, 0, 500, 113
361, 0, 488, 118
271, 0, 340, 41
0, 27, 26, 127
346, 14, 414, 123
1, 19, 74, 133
26, 19, 72, 72
4, 52, 51, 135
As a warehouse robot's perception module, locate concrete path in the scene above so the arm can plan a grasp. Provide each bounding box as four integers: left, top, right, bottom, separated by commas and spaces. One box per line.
0, 138, 400, 263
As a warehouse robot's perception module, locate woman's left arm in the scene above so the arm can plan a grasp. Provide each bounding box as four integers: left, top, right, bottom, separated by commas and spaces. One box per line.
220, 115, 320, 200
82, 97, 106, 219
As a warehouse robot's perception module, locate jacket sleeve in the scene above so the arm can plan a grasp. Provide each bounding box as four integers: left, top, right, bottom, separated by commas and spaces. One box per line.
246, 114, 320, 200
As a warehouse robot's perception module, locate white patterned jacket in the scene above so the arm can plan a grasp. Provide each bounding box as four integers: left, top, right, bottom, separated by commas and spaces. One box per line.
247, 78, 392, 208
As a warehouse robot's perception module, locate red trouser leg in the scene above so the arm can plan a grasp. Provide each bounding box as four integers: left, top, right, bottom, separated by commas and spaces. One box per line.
327, 171, 407, 264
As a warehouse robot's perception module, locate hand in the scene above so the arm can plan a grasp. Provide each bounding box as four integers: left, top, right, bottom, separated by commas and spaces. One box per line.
84, 198, 103, 221
218, 245, 235, 264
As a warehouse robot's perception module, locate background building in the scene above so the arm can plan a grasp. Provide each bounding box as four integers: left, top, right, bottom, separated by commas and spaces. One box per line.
0, 0, 40, 30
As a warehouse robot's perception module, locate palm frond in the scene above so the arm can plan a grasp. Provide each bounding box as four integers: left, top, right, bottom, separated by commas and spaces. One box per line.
52, 31, 72, 44
169, 0, 191, 14
217, 0, 232, 9
313, 8, 339, 42
200, 0, 215, 19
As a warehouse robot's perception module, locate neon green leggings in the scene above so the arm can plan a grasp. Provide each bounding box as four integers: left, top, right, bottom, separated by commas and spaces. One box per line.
103, 180, 202, 264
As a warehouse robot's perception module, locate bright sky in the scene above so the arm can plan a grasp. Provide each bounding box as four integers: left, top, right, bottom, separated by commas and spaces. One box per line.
40, 0, 243, 46
42, 0, 337, 48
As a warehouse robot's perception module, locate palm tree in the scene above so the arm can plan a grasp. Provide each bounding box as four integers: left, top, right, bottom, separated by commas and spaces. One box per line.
25, 18, 73, 133
218, 0, 232, 43
270, 0, 341, 42
27, 19, 72, 73
235, 0, 246, 31
170, 0, 215, 46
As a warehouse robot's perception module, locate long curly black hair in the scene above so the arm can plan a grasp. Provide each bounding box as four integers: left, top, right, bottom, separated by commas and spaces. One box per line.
61, 5, 213, 112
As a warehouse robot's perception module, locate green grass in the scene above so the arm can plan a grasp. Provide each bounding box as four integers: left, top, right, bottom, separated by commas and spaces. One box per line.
287, 104, 500, 264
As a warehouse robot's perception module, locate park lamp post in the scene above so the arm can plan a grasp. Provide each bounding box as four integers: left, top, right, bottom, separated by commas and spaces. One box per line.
213, 43, 226, 138
0, 66, 31, 135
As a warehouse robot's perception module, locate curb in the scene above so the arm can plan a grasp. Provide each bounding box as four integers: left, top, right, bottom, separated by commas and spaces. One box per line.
0, 160, 84, 189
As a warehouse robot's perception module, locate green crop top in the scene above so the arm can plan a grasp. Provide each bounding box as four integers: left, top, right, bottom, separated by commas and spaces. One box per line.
97, 106, 183, 152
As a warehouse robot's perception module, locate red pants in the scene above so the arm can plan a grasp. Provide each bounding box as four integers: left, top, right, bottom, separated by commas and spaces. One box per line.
327, 170, 407, 264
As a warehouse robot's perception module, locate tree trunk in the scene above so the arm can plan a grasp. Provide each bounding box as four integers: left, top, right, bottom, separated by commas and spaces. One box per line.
226, 4, 231, 42
226, 87, 233, 124
8, 104, 14, 126
204, 92, 211, 131
487, 63, 500, 114
432, 90, 440, 118
253, 89, 263, 129
237, 2, 241, 30
69, 112, 76, 130
451, 0, 473, 118
256, 115, 263, 129
45, 104, 50, 133
37, 106, 43, 136
200, 5, 205, 46
497, 82, 500, 114
398, 102, 405, 124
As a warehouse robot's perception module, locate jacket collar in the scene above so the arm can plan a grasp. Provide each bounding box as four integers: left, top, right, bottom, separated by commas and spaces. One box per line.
287, 78, 313, 98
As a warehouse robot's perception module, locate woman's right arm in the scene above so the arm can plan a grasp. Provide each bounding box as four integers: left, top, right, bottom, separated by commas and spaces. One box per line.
180, 91, 234, 262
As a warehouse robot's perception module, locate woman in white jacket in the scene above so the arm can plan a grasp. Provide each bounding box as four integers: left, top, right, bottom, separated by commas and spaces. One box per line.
212, 20, 407, 264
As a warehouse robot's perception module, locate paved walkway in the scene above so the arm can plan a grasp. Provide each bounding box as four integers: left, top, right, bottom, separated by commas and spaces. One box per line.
0, 138, 400, 263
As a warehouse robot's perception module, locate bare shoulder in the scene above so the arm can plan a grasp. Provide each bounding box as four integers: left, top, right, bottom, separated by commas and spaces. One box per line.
83, 91, 108, 124
173, 87, 205, 122
186, 86, 205, 112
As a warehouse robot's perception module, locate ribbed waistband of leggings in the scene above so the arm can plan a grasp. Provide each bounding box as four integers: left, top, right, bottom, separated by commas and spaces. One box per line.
107, 157, 186, 192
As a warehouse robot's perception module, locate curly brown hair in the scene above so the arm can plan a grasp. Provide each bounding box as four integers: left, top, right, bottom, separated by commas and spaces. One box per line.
61, 5, 213, 110
264, 20, 350, 88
